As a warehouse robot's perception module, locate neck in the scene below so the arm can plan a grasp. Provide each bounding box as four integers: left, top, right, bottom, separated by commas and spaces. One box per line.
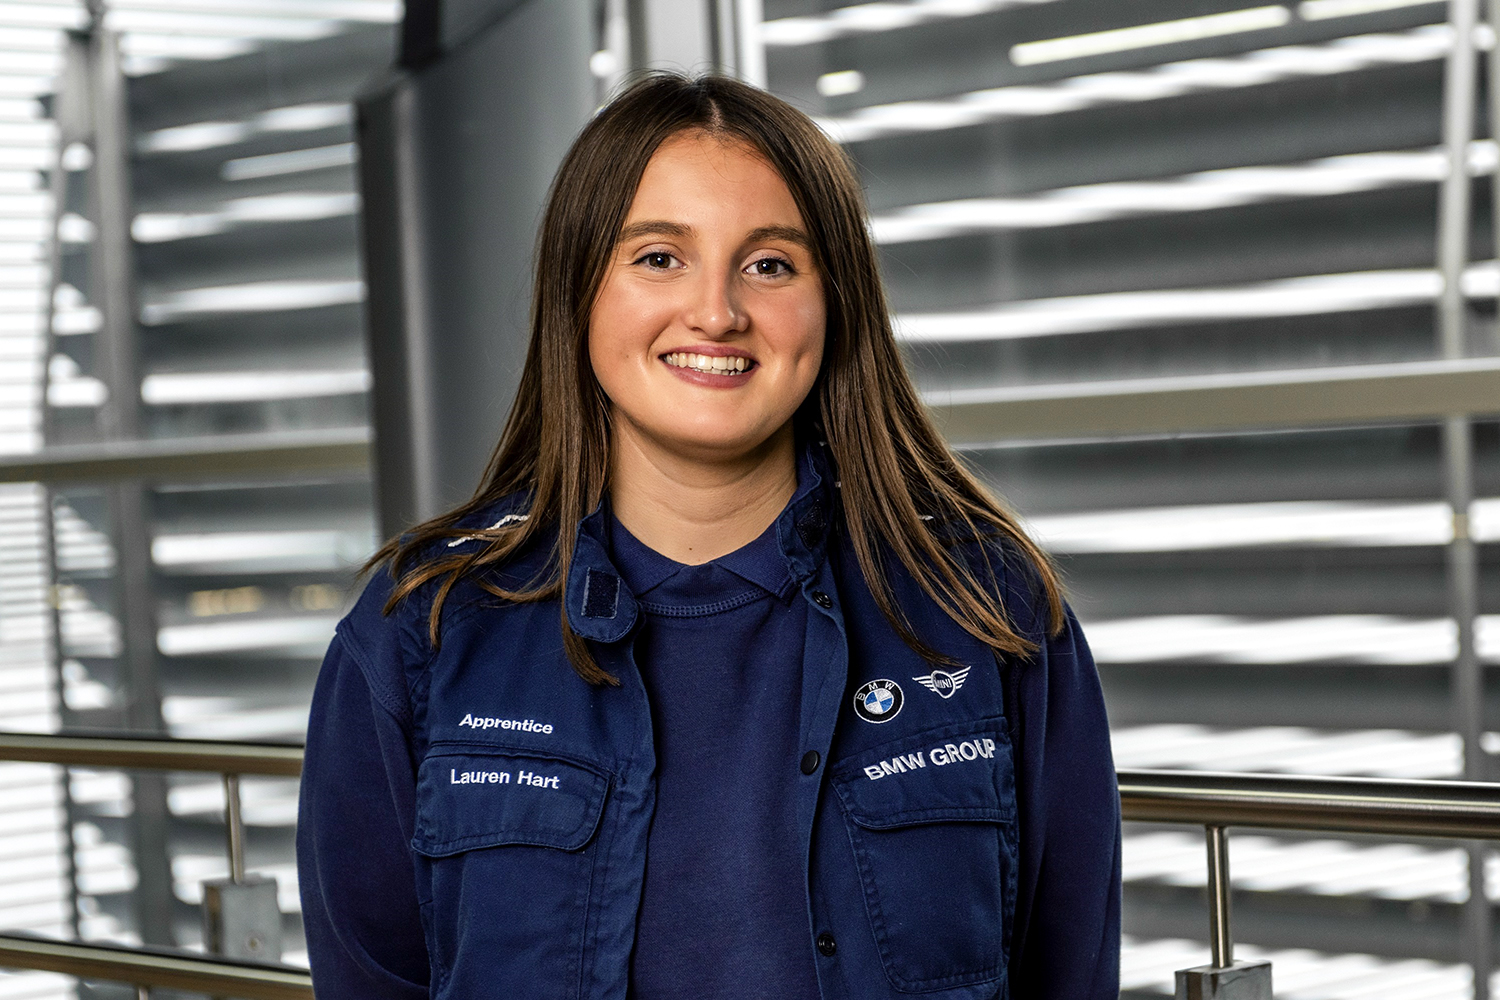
608, 419, 798, 565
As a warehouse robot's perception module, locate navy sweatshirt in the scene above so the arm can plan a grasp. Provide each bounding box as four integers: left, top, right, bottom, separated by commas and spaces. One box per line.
608, 511, 822, 997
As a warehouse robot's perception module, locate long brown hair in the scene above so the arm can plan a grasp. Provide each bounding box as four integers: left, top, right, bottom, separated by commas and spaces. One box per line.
371, 72, 1063, 686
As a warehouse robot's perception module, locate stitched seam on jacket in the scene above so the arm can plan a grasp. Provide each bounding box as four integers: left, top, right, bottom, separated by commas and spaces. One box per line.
575, 775, 612, 1000
333, 627, 413, 727
836, 788, 1005, 992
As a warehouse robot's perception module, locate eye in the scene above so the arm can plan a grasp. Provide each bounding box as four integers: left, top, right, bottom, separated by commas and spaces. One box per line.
748, 256, 794, 277
633, 251, 682, 271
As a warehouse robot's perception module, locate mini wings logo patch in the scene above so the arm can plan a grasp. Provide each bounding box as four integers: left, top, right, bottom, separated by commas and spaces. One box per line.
913, 666, 971, 699
853, 679, 903, 724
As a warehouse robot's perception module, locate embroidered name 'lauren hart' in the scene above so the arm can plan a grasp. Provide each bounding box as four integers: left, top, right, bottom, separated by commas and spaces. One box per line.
449, 768, 562, 790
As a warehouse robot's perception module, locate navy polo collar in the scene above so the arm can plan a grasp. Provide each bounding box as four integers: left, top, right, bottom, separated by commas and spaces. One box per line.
608, 512, 793, 606
564, 438, 834, 643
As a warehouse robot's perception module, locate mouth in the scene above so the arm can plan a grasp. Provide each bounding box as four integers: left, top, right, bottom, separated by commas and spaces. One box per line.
662, 351, 756, 376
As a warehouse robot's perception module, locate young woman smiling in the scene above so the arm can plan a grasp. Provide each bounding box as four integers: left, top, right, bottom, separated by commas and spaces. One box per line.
297, 74, 1121, 1000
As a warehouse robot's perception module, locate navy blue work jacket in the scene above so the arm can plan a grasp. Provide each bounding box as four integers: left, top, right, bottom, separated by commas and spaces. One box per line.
297, 447, 1122, 1000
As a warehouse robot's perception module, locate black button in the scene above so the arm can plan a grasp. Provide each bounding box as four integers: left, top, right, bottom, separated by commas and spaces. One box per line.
800, 750, 821, 775
816, 932, 837, 957
812, 591, 833, 609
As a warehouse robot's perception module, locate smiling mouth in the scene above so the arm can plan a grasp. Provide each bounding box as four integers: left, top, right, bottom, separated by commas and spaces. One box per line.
663, 352, 754, 375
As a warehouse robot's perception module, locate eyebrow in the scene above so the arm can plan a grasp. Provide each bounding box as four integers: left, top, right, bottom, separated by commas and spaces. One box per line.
615, 220, 814, 251
745, 225, 814, 251
617, 220, 692, 243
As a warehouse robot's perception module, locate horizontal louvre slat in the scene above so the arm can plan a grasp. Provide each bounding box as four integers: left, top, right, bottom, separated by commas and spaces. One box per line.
929, 357, 1500, 441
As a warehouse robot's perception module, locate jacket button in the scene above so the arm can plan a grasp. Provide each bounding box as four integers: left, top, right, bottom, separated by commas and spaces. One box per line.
811, 591, 833, 609
800, 750, 820, 775
816, 932, 837, 957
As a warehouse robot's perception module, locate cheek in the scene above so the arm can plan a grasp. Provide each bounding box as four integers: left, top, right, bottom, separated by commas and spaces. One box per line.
587, 281, 658, 388
585, 315, 614, 396
591, 281, 681, 355
773, 293, 826, 377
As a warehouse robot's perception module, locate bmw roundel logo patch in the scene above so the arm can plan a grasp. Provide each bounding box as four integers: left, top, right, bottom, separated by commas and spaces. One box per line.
853, 679, 904, 724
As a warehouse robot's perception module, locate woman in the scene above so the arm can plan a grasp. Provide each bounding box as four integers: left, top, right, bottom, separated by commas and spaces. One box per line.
297, 73, 1120, 1000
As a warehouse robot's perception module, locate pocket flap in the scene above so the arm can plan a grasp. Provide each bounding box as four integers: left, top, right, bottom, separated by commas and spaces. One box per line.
831, 720, 1014, 830
412, 747, 610, 856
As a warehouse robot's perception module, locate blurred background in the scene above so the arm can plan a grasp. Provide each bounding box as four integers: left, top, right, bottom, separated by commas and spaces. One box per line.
0, 0, 1497, 997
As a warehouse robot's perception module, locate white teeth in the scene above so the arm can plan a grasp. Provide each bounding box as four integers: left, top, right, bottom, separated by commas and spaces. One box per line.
664, 352, 753, 375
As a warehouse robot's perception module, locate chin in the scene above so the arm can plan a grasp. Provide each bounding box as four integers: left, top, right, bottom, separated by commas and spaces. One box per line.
651, 421, 774, 459
675, 431, 764, 457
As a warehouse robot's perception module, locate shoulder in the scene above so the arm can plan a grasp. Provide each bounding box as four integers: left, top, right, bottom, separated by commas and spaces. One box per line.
829, 507, 1054, 646
334, 492, 546, 707
935, 525, 1053, 645
332, 564, 431, 721
423, 490, 553, 593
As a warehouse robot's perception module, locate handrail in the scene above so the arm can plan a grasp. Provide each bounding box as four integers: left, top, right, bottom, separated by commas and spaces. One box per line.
1119, 767, 1500, 839
0, 933, 312, 999
4, 735, 1500, 838
6, 735, 1500, 993
0, 730, 305, 978
0, 732, 302, 777
1119, 767, 1500, 981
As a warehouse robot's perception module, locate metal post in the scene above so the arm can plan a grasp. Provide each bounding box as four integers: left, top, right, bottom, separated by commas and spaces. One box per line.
357, 0, 596, 536
1438, 0, 1478, 360
40, 29, 96, 946
202, 771, 280, 961
1439, 1, 1490, 995
223, 774, 245, 885
40, 494, 81, 941
137, 986, 148, 1000
1450, 415, 1490, 996
83, 27, 139, 443
597, 0, 630, 100
44, 31, 88, 447
1206, 825, 1233, 968
627, 0, 714, 75
732, 0, 765, 87
79, 17, 176, 947
1175, 825, 1271, 999
1484, 66, 1500, 999
50, 19, 174, 948
1491, 0, 1500, 355
709, 0, 763, 83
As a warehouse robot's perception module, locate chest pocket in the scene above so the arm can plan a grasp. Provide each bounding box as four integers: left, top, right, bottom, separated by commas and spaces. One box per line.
412, 744, 611, 999
831, 720, 1017, 994
413, 745, 609, 855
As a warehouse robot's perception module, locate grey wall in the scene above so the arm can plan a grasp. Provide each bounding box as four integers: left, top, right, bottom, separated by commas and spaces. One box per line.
357, 0, 596, 536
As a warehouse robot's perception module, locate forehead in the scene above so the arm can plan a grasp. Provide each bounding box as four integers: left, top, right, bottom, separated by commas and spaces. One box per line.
624, 131, 803, 226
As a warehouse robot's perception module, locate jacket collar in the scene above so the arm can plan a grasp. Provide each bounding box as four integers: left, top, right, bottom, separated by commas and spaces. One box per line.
564, 437, 835, 643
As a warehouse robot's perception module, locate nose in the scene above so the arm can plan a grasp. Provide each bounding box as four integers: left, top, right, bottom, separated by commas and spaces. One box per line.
683, 267, 748, 339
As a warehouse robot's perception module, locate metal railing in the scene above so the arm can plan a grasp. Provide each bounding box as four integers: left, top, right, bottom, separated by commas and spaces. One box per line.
3, 735, 1500, 995
0, 732, 308, 999
0, 731, 301, 887
0, 935, 311, 1000
1122, 768, 1500, 986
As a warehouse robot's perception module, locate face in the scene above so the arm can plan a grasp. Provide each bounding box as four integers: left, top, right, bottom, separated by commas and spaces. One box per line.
588, 131, 826, 465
